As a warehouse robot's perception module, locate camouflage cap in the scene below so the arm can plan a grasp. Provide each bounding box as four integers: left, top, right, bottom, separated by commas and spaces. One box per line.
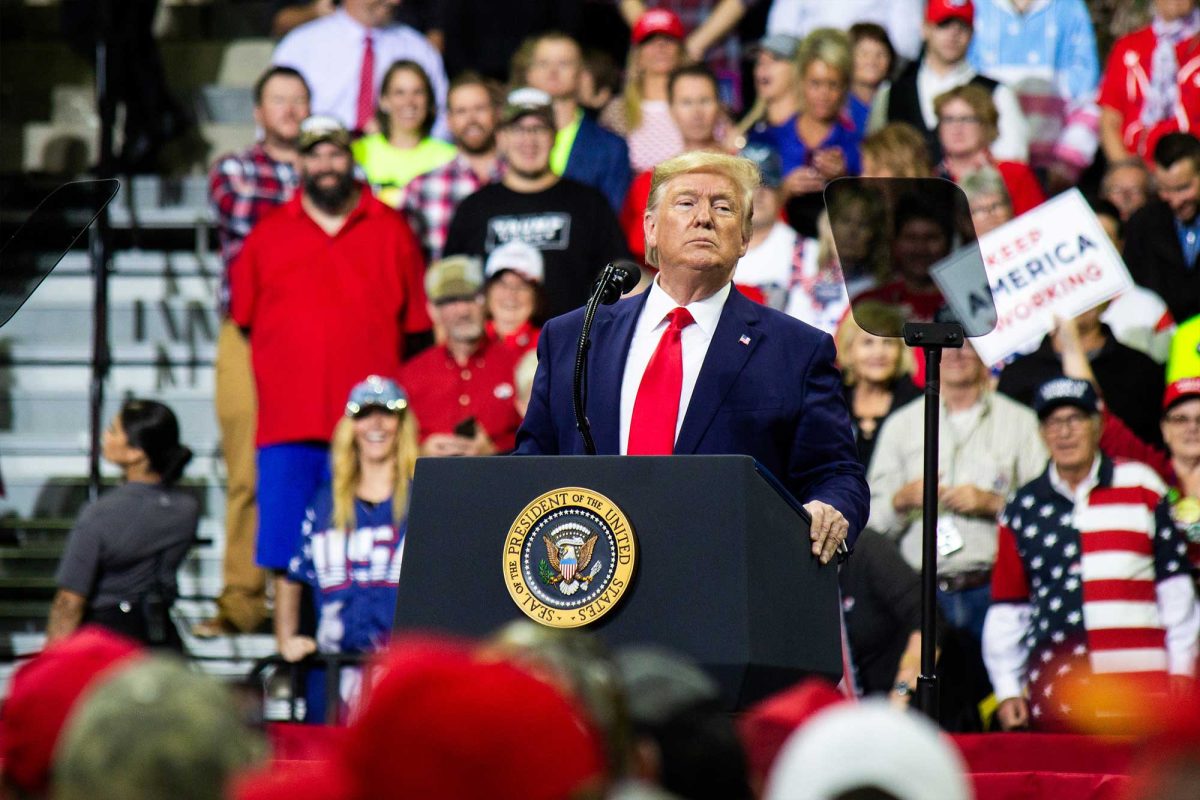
53, 656, 266, 800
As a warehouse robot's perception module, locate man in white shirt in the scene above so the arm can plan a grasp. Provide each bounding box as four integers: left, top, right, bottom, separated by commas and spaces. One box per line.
272, 0, 449, 138
868, 0, 1029, 164
766, 0, 926, 63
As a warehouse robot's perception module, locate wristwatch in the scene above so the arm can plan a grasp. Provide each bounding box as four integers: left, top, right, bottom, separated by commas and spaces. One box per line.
893, 680, 912, 697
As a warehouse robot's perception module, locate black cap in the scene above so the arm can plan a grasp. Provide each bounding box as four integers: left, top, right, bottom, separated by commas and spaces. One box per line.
1033, 377, 1101, 420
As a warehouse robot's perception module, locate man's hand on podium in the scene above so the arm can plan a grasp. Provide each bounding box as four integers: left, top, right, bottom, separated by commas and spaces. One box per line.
804, 500, 849, 565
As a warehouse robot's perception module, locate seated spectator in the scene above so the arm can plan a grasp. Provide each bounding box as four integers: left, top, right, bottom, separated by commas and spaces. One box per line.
600, 10, 688, 172
54, 656, 265, 800
201, 64, 311, 639
1156, 378, 1200, 578
984, 377, 1198, 732
1091, 198, 1176, 362
968, 0, 1102, 191
49, 400, 197, 649
837, 528, 926, 705
869, 0, 1031, 165
934, 84, 1046, 215
763, 700, 972, 800
860, 121, 934, 178
846, 23, 896, 137
484, 241, 545, 355
272, 0, 448, 136
1, 628, 142, 799
961, 164, 1014, 236
401, 257, 523, 455
230, 115, 431, 611
352, 60, 456, 207
274, 376, 415, 721
766, 0, 925, 64
522, 31, 631, 210
998, 303, 1168, 446
733, 144, 802, 311
1100, 157, 1153, 221
1099, 0, 1200, 166
398, 72, 505, 263
622, 64, 729, 264
444, 88, 629, 320
733, 33, 801, 152
869, 340, 1046, 643
1123, 132, 1200, 324
750, 28, 861, 237
834, 303, 919, 468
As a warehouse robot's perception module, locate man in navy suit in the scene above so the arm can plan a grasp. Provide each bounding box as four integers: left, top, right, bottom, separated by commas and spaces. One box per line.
515, 152, 868, 562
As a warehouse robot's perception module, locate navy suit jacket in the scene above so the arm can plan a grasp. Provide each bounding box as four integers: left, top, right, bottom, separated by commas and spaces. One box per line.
563, 115, 632, 213
514, 287, 870, 543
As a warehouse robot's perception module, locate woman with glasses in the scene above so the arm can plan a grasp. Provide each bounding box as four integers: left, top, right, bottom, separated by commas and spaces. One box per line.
933, 84, 1044, 217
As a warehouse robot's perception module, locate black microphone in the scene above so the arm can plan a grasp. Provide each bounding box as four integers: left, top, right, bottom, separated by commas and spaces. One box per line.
574, 261, 642, 454
592, 260, 641, 305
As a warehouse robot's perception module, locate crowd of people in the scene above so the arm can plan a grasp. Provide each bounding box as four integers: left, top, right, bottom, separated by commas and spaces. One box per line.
16, 0, 1200, 794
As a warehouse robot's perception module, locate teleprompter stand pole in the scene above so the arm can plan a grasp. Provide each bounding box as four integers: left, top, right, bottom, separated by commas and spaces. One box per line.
902, 321, 965, 721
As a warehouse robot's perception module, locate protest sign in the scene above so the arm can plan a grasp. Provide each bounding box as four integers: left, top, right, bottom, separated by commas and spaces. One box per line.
947, 189, 1132, 365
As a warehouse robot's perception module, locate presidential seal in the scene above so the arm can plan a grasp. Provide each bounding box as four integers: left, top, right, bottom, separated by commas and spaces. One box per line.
503, 487, 637, 628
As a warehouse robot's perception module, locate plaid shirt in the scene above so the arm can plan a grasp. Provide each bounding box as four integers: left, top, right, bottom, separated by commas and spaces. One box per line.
396, 153, 503, 262
208, 143, 299, 313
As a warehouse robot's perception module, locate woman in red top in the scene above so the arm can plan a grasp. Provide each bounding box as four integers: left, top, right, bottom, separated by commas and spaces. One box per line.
933, 84, 1045, 216
482, 241, 544, 355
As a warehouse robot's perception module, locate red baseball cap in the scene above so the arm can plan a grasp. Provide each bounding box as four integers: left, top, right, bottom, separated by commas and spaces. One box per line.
632, 9, 685, 44
1164, 377, 1200, 413
926, 0, 975, 26
1, 627, 143, 795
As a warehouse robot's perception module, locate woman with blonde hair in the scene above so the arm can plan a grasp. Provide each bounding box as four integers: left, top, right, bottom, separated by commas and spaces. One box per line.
600, 9, 689, 172
860, 122, 933, 178
275, 375, 418, 720
835, 302, 918, 467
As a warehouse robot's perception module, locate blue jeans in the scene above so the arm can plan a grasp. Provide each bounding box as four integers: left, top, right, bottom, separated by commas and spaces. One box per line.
255, 442, 329, 570
937, 584, 991, 642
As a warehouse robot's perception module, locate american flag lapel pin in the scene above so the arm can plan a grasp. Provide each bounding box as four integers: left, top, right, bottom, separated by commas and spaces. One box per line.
739, 334, 751, 346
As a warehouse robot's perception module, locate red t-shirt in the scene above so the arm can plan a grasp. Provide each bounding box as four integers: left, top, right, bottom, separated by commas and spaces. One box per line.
230, 188, 431, 447
399, 336, 522, 452
995, 161, 1046, 216
1098, 27, 1200, 162
485, 319, 540, 356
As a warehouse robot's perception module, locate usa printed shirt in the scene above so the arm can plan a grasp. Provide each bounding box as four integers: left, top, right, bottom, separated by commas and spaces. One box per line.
287, 485, 405, 655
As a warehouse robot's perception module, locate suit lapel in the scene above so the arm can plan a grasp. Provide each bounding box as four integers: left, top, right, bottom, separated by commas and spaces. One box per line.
587, 292, 648, 454
674, 290, 762, 454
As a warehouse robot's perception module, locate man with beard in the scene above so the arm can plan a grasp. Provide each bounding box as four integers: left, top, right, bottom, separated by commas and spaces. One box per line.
400, 257, 523, 455
398, 73, 505, 262
230, 115, 431, 607
199, 66, 311, 637
444, 88, 629, 320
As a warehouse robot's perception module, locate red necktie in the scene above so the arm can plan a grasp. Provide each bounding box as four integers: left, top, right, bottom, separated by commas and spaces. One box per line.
355, 34, 375, 132
628, 307, 695, 455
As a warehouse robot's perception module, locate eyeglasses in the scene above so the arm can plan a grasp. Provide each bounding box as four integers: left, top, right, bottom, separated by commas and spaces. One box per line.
1041, 411, 1091, 433
939, 115, 981, 127
971, 200, 1009, 217
1164, 413, 1200, 429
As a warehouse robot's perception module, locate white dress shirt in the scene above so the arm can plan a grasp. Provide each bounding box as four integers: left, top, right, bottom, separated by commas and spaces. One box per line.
618, 279, 731, 454
766, 0, 925, 62
273, 9, 449, 139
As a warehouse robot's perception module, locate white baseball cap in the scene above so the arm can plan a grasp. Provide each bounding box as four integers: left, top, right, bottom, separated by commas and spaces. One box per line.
484, 241, 545, 285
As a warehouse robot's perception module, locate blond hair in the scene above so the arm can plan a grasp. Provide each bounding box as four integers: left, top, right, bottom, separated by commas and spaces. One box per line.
797, 27, 852, 87
834, 301, 914, 385
861, 123, 933, 178
643, 151, 760, 267
330, 409, 420, 532
933, 83, 999, 146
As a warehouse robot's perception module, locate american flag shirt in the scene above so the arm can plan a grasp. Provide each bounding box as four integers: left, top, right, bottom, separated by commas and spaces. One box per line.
208, 143, 299, 314
989, 456, 1195, 730
396, 154, 503, 262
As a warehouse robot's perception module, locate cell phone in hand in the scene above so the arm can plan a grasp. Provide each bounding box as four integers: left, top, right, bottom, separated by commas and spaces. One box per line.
453, 416, 477, 438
